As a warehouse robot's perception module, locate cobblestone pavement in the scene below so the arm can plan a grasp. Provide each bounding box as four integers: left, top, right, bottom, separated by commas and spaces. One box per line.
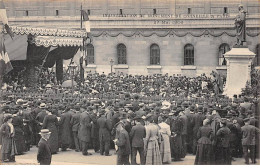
1, 146, 259, 165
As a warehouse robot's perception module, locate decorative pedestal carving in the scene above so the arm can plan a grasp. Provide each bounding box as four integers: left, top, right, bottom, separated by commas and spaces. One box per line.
223, 47, 255, 97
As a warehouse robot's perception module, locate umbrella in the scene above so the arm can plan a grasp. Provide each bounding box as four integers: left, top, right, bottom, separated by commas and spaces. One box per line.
62, 80, 77, 88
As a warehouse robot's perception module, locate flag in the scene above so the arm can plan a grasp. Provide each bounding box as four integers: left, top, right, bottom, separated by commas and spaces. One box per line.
81, 10, 90, 32
0, 40, 13, 76
0, 1, 14, 39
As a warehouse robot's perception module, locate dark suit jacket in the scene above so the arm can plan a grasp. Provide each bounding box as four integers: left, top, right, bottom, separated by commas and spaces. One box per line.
193, 113, 206, 133
70, 112, 80, 132
35, 111, 47, 125
116, 128, 131, 155
78, 111, 92, 142
129, 123, 146, 148
179, 114, 188, 135
59, 112, 73, 144
37, 138, 52, 165
241, 124, 260, 145
97, 115, 112, 142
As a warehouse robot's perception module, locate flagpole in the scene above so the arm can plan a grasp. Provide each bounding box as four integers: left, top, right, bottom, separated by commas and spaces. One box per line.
80, 2, 83, 30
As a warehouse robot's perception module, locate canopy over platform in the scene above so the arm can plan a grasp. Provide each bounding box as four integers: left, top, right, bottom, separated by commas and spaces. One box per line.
4, 25, 86, 61
9, 25, 87, 38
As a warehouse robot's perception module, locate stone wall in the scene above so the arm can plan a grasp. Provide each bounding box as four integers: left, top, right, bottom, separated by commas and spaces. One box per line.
83, 28, 259, 76
5, 0, 260, 17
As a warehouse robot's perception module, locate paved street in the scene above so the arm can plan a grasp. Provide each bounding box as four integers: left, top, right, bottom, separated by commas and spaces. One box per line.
1, 146, 259, 165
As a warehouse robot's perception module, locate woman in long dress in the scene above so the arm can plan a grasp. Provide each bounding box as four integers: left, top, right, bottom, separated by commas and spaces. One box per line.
0, 115, 17, 162
158, 116, 171, 164
42, 109, 59, 154
144, 114, 162, 165
12, 113, 26, 155
194, 119, 214, 165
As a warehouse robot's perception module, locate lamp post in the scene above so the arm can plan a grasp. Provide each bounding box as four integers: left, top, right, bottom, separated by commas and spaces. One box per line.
110, 59, 114, 74
68, 61, 78, 93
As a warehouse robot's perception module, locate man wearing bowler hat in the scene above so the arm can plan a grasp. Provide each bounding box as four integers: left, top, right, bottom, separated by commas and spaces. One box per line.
37, 129, 52, 165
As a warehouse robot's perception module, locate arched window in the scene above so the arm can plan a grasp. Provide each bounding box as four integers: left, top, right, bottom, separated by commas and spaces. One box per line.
86, 44, 94, 64
117, 44, 127, 64
150, 44, 160, 65
256, 44, 260, 66
218, 43, 230, 66
184, 44, 194, 65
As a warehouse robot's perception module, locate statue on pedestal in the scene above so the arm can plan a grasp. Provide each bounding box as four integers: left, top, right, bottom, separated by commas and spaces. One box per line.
211, 71, 223, 95
235, 4, 246, 46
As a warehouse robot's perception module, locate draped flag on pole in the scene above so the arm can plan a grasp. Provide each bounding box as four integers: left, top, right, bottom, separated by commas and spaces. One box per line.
81, 10, 90, 32
0, 39, 13, 76
0, 0, 14, 39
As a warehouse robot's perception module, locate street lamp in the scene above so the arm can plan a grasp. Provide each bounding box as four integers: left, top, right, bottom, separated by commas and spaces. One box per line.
68, 61, 78, 92
110, 59, 114, 74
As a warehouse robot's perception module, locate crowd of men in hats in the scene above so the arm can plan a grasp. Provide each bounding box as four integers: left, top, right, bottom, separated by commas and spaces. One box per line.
0, 73, 259, 165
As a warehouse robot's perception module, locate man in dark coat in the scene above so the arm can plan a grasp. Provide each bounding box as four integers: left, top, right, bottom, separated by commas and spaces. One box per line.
90, 108, 99, 153
115, 121, 131, 165
241, 118, 260, 164
215, 119, 231, 165
97, 109, 112, 156
179, 111, 188, 158
170, 112, 183, 161
35, 103, 48, 145
37, 129, 52, 165
192, 106, 205, 155
59, 107, 73, 151
78, 107, 93, 155
186, 105, 195, 154
129, 117, 146, 165
70, 106, 81, 152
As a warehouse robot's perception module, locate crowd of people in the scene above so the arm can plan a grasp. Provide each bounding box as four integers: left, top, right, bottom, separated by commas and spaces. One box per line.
0, 73, 259, 165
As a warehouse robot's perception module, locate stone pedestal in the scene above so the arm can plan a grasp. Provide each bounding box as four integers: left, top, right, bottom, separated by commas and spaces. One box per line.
223, 47, 255, 97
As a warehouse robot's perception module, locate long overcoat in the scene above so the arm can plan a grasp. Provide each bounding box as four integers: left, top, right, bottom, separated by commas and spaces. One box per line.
78, 111, 92, 142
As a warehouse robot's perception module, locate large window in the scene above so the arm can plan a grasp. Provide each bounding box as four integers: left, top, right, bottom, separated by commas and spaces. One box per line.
86, 44, 94, 64
256, 44, 260, 66
150, 44, 160, 65
117, 43, 127, 64
184, 44, 194, 65
218, 43, 230, 66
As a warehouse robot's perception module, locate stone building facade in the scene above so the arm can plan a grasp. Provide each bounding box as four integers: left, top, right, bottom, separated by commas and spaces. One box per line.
5, 0, 260, 76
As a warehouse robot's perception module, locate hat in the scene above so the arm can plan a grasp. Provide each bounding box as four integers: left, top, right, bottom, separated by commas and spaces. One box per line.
190, 105, 195, 111
145, 113, 154, 121
139, 103, 145, 107
198, 106, 203, 112
133, 116, 143, 121
243, 118, 250, 122
168, 112, 174, 116
114, 106, 119, 111
39, 103, 46, 109
125, 104, 133, 108
39, 129, 51, 135
46, 84, 52, 88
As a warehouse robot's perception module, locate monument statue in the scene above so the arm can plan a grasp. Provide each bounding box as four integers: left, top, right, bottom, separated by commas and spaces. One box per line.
235, 4, 246, 46
210, 71, 223, 95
